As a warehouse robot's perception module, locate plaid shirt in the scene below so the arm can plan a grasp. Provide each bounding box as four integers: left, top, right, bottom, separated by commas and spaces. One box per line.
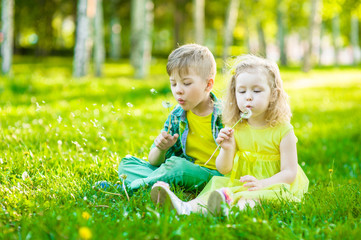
151, 92, 223, 163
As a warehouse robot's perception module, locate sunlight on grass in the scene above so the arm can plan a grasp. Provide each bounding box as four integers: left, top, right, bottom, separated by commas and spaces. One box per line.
0, 58, 361, 239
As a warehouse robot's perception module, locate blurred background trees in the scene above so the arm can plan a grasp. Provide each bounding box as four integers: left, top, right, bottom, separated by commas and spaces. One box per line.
0, 0, 360, 77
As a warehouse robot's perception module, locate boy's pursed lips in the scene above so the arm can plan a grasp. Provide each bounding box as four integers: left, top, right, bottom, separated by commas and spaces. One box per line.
177, 98, 185, 104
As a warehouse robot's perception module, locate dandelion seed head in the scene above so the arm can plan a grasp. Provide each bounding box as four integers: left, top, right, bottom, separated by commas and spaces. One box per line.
150, 88, 157, 94
162, 101, 173, 109
240, 108, 252, 119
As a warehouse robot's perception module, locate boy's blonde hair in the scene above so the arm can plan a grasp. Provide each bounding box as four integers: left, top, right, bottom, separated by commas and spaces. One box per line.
166, 44, 216, 80
223, 55, 291, 127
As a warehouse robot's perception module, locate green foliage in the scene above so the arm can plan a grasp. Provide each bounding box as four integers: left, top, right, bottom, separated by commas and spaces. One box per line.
0, 57, 361, 239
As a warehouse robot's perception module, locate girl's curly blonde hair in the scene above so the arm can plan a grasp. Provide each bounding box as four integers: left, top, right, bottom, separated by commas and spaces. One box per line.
223, 55, 291, 127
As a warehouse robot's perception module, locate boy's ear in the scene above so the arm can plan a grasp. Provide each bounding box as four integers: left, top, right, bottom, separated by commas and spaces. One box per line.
205, 78, 214, 92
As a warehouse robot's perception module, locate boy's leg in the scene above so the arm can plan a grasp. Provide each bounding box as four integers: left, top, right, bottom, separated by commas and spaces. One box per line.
118, 155, 158, 185
129, 156, 222, 191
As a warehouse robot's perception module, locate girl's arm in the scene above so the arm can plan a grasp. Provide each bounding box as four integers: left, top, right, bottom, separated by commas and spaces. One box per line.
242, 130, 298, 190
215, 128, 236, 174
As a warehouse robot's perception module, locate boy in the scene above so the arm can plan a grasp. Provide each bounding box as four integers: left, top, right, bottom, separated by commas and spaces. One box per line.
103, 44, 223, 192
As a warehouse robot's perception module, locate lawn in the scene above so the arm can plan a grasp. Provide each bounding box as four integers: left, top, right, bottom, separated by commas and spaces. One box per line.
1, 57, 361, 239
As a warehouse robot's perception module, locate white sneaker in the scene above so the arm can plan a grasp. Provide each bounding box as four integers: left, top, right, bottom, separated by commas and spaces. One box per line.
207, 188, 233, 216
150, 181, 192, 215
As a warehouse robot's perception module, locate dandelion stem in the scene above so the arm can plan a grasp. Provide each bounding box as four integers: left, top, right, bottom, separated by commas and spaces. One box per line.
204, 110, 251, 166
97, 189, 123, 197
122, 180, 130, 201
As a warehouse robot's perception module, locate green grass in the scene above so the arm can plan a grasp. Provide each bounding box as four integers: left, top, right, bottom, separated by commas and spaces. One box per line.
1, 57, 361, 239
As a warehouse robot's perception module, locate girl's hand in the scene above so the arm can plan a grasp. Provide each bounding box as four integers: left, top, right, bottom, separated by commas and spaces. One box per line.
154, 131, 179, 151
216, 127, 235, 150
240, 175, 265, 191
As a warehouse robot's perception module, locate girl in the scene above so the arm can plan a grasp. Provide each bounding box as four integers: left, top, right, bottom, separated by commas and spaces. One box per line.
150, 55, 309, 215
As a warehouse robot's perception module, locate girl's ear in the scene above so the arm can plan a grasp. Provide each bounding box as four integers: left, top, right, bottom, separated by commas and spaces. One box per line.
205, 78, 214, 92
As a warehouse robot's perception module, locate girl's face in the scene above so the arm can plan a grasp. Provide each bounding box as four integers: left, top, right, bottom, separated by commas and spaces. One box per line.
235, 71, 272, 124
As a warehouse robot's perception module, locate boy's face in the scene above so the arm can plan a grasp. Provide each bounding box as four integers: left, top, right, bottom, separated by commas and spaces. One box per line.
169, 67, 212, 114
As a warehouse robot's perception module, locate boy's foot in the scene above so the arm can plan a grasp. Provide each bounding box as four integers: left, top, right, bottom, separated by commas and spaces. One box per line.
207, 188, 232, 216
150, 181, 192, 215
93, 180, 122, 191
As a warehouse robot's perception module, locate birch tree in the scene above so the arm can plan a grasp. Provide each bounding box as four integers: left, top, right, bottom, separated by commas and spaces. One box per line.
351, 13, 360, 65
332, 15, 341, 66
109, 0, 121, 60
130, 0, 153, 78
94, 0, 105, 76
223, 0, 241, 60
1, 0, 14, 75
276, 0, 287, 66
73, 0, 90, 77
302, 0, 322, 72
193, 0, 204, 44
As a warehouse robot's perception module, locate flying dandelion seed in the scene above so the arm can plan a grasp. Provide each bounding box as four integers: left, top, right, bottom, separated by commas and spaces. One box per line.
57, 116, 62, 123
150, 88, 157, 94
36, 102, 41, 111
127, 102, 134, 108
86, 107, 89, 111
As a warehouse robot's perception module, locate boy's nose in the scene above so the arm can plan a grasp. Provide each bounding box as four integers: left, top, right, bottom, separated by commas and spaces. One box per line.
175, 85, 183, 94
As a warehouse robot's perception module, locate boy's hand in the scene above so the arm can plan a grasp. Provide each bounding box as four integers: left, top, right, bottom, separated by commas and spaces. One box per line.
154, 131, 179, 151
216, 127, 235, 150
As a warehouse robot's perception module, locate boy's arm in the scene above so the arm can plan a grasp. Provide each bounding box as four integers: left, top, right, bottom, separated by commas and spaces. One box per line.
148, 147, 168, 166
148, 131, 179, 166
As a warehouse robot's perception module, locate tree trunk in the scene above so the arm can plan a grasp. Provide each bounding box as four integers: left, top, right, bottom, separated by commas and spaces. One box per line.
257, 20, 266, 57
144, 0, 153, 75
131, 0, 153, 78
351, 14, 360, 65
318, 21, 324, 66
73, 0, 90, 77
109, 0, 121, 60
1, 0, 14, 75
94, 0, 105, 77
332, 15, 341, 66
174, 0, 186, 48
241, 0, 250, 53
276, 0, 287, 66
302, 0, 322, 72
193, 0, 204, 44
223, 0, 241, 60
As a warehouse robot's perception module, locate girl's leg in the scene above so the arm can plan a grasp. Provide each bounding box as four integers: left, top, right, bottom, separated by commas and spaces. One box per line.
207, 188, 233, 216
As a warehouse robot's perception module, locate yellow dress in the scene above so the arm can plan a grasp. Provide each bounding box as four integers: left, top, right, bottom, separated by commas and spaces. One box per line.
197, 121, 309, 204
